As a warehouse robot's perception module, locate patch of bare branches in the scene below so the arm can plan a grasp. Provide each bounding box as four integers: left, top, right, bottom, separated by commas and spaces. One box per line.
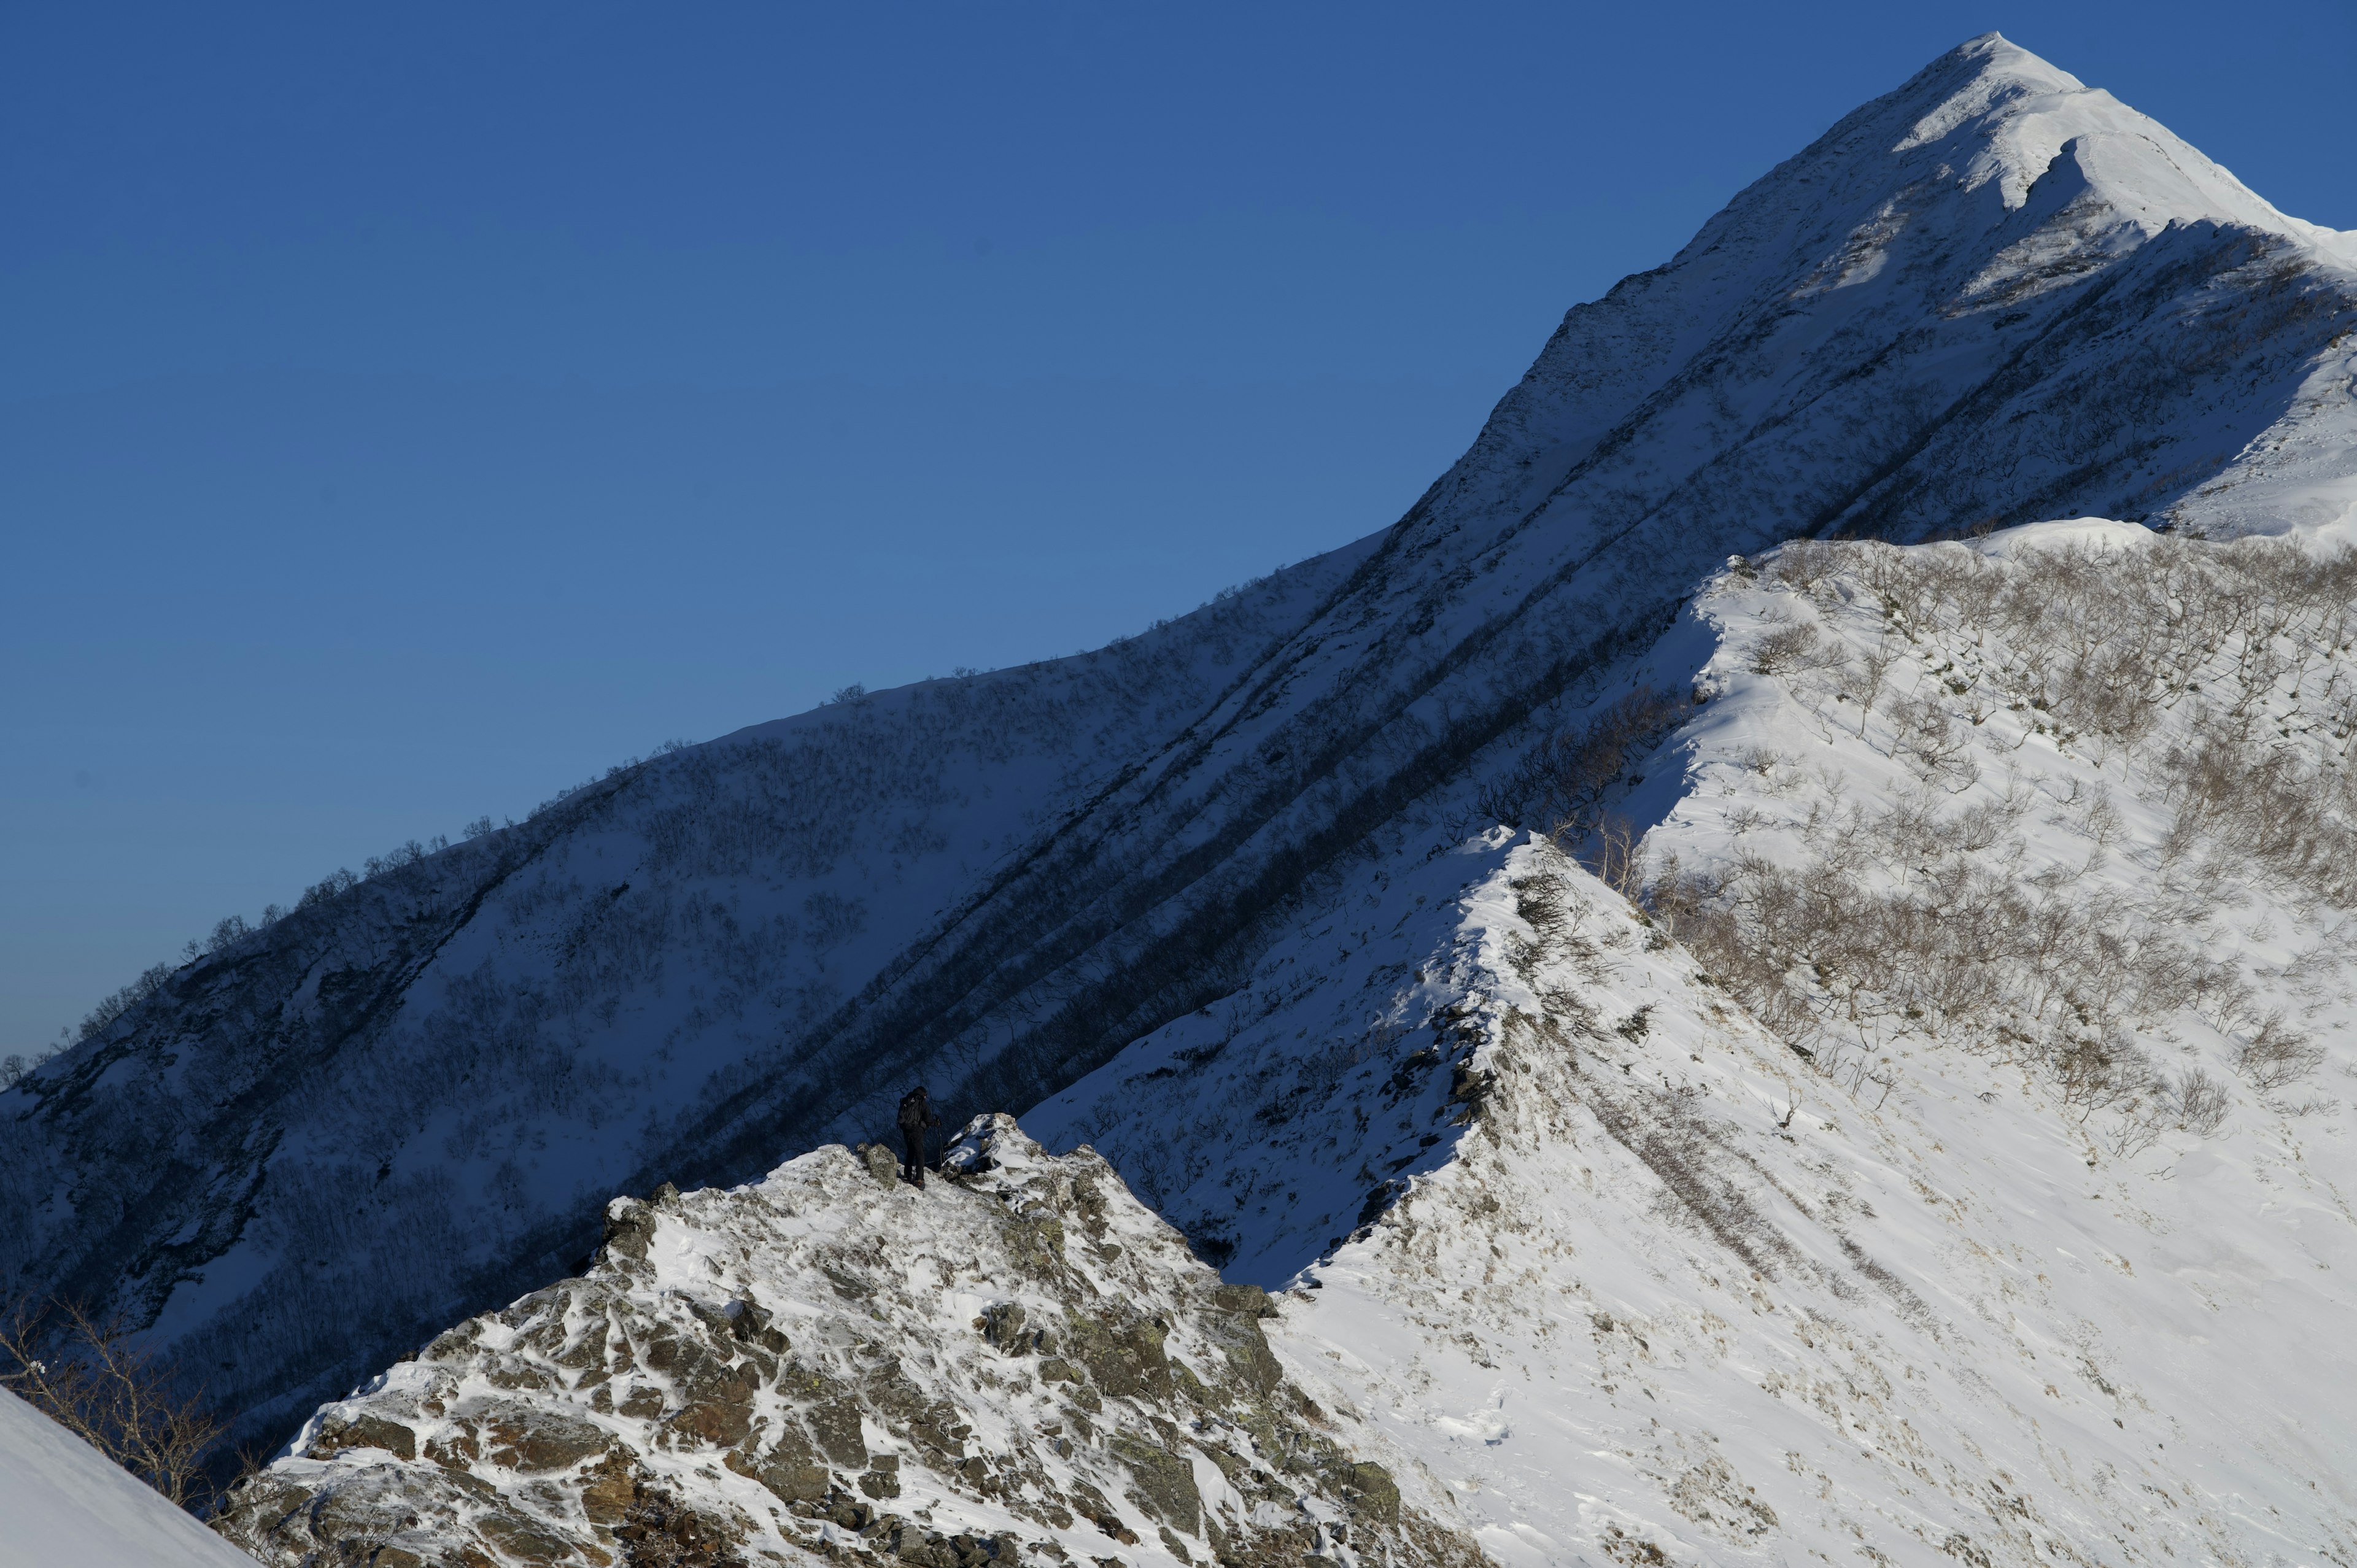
2230, 1010, 2328, 1095
0, 1296, 230, 1511
1639, 778, 2264, 1149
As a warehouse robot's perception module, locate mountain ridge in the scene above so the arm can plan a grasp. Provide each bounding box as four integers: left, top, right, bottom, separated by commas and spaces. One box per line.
5, 34, 2355, 1483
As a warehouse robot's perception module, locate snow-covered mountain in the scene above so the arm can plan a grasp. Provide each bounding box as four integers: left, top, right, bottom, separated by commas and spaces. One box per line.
6, 33, 2356, 1529
1031, 519, 2357, 1563
223, 515, 2357, 1566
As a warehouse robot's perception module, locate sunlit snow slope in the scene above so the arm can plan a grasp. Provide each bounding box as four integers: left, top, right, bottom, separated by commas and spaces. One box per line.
7, 31, 2356, 1467
222, 519, 2357, 1566
1042, 522, 2357, 1565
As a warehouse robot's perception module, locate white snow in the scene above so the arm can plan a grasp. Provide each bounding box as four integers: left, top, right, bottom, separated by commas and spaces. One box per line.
1966, 516, 2156, 557
1039, 521, 2357, 1563
0, 1386, 258, 1567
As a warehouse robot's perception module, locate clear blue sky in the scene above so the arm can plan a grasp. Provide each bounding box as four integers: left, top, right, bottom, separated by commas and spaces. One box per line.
6, 2, 2353, 1051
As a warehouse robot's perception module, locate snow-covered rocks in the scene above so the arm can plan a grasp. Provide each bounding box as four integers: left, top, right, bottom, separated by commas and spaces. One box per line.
214, 1119, 1480, 1568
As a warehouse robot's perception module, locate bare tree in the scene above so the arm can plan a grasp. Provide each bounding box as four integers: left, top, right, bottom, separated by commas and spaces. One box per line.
1841, 631, 1902, 736
2173, 1068, 2232, 1137
1752, 621, 1847, 676
1585, 814, 1647, 900
0, 1297, 226, 1510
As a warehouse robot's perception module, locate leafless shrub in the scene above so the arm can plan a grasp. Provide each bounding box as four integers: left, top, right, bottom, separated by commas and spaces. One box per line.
1826, 1049, 1902, 1110
1587, 1081, 1803, 1275
0, 1297, 228, 1510
1888, 693, 1978, 790
1769, 538, 1842, 596
2055, 1031, 2160, 1122
1651, 776, 2242, 1148
1512, 860, 1604, 971
2164, 718, 2357, 905
2109, 1100, 2172, 1159
1852, 539, 1941, 630
2230, 1010, 2326, 1094
67, 962, 176, 1046
1837, 632, 1902, 733
2110, 1063, 2235, 1156
1585, 815, 1647, 900
1752, 622, 1844, 676
2173, 1068, 2232, 1136
1644, 530, 2357, 1146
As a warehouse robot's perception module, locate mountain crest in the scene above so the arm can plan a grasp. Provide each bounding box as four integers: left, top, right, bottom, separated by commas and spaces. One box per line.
6, 41, 2355, 1525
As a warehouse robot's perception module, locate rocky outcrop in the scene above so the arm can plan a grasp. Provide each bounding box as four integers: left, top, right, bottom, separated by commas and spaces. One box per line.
214, 1118, 1480, 1568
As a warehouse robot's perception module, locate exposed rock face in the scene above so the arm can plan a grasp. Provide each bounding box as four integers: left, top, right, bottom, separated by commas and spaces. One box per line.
214, 1119, 1480, 1568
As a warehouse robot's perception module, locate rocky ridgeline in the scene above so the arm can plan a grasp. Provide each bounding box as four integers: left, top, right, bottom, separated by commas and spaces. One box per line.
214, 1116, 1477, 1568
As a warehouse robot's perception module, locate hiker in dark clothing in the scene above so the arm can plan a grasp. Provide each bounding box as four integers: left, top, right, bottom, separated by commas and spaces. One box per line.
897, 1086, 940, 1185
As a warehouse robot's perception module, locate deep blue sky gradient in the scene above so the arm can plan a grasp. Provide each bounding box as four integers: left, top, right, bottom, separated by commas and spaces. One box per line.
6, 2, 2353, 1049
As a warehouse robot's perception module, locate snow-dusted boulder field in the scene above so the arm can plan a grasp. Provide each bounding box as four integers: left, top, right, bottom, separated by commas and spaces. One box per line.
5, 33, 2356, 1564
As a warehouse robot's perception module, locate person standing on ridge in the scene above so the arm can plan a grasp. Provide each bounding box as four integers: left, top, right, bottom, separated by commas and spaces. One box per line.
897, 1086, 940, 1186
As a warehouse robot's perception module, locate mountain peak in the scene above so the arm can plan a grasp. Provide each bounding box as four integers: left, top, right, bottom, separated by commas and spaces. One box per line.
1880, 33, 2342, 250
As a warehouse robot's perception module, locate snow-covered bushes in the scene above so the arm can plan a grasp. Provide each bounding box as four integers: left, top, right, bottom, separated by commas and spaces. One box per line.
1646, 784, 2242, 1157
2229, 1010, 2327, 1094
1612, 529, 2356, 1153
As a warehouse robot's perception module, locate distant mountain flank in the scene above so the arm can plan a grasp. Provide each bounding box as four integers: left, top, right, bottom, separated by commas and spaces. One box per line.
6, 34, 2354, 1519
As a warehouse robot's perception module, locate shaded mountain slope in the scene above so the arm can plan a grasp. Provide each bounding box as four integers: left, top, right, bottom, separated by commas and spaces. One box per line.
5, 33, 2355, 1462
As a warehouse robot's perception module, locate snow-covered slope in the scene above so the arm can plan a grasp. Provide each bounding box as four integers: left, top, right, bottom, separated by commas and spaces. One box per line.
215, 519, 2357, 1564
7, 32, 2357, 1471
1035, 523, 2357, 1564
0, 1386, 261, 1567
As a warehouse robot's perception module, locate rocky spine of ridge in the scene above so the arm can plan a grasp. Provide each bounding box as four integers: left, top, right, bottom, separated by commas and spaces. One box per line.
213, 1118, 1480, 1568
